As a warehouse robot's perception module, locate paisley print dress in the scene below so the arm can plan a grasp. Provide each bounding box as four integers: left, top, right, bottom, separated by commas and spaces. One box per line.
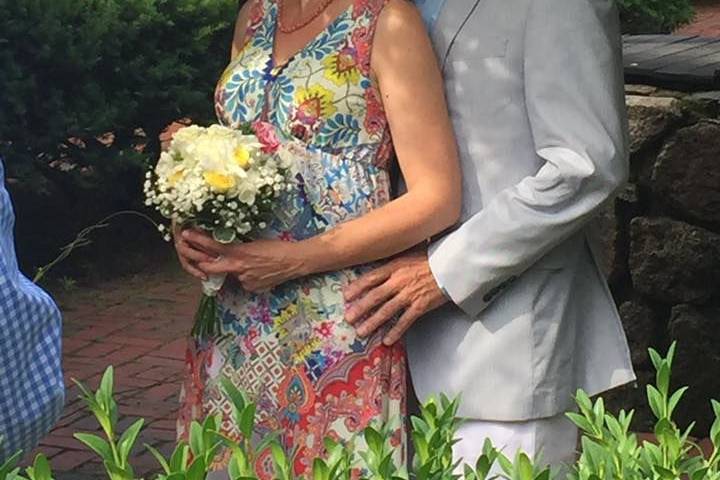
177, 0, 406, 477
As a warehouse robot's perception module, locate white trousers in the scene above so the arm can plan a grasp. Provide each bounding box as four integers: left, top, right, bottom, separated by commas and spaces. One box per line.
453, 413, 579, 474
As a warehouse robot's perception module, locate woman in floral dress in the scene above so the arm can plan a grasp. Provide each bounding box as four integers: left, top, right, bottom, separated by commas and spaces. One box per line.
175, 0, 460, 476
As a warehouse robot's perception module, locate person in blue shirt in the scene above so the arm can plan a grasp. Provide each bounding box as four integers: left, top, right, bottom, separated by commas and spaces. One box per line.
0, 159, 64, 462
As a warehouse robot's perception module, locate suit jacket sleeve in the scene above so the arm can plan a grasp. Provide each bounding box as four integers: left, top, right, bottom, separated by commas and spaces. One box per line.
428, 0, 629, 318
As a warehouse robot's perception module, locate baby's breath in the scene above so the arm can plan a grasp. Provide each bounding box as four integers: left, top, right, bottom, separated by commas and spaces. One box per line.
143, 123, 292, 241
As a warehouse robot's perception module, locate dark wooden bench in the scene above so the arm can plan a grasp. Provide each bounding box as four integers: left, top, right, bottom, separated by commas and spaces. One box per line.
623, 35, 720, 90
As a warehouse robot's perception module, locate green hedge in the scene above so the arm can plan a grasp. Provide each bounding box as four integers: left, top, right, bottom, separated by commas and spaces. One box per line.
618, 0, 695, 34
0, 0, 239, 274
0, 0, 695, 273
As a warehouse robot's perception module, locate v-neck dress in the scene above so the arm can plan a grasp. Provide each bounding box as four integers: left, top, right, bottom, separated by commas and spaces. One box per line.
176, 0, 406, 477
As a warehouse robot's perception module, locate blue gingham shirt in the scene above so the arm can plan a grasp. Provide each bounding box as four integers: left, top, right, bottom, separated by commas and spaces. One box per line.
0, 160, 64, 461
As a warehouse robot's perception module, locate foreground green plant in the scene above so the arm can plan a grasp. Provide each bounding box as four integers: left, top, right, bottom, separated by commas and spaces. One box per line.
568, 342, 720, 480
0, 449, 52, 480
72, 367, 144, 479
5, 343, 720, 480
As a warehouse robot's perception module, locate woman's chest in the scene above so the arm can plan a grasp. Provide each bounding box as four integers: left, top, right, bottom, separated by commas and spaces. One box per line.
215, 29, 385, 149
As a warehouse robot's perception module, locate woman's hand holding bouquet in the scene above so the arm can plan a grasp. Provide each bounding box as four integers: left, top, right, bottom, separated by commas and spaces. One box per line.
144, 122, 290, 340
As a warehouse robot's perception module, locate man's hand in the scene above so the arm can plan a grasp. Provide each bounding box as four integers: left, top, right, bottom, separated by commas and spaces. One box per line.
344, 249, 448, 346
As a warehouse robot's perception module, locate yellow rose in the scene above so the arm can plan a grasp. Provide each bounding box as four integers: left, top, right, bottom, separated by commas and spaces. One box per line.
233, 146, 251, 169
204, 171, 236, 192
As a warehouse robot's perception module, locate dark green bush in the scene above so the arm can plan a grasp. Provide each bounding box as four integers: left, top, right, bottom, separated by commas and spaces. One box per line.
0, 0, 239, 274
618, 0, 695, 34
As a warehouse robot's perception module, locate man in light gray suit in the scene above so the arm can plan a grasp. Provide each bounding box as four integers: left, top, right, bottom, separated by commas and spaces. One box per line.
344, 0, 636, 467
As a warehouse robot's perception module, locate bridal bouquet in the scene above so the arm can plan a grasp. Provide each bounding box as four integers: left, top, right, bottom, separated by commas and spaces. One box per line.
144, 122, 291, 340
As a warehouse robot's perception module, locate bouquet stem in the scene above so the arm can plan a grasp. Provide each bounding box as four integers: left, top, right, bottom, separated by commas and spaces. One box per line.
191, 273, 226, 341
191, 294, 219, 341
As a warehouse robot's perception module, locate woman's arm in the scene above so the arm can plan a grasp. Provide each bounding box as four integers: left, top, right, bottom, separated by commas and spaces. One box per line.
172, 2, 255, 281
230, 1, 253, 60
298, 0, 461, 273
186, 0, 460, 291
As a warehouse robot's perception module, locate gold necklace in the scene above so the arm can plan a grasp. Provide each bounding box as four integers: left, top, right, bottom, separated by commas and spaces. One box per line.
278, 0, 339, 34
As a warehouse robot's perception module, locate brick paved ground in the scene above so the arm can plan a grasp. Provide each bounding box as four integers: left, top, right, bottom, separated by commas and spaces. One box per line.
22, 259, 198, 479
676, 1, 720, 37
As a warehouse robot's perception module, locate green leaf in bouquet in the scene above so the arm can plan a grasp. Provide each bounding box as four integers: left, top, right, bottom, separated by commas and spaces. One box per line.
213, 227, 237, 244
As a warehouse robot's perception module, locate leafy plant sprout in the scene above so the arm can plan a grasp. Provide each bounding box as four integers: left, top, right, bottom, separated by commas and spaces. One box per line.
4, 343, 720, 479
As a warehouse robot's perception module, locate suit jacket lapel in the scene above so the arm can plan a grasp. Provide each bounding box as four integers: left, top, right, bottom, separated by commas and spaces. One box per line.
432, 0, 484, 68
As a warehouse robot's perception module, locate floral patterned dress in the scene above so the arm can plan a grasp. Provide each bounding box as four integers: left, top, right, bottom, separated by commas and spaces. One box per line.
177, 0, 406, 477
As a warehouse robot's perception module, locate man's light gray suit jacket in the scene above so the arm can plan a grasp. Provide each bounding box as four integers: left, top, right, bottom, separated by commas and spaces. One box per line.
406, 0, 636, 421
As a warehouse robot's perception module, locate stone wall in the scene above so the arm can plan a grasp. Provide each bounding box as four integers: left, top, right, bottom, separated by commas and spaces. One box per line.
601, 86, 720, 432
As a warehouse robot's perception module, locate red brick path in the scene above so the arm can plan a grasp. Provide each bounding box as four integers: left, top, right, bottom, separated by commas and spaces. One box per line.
23, 261, 198, 479
676, 1, 720, 37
